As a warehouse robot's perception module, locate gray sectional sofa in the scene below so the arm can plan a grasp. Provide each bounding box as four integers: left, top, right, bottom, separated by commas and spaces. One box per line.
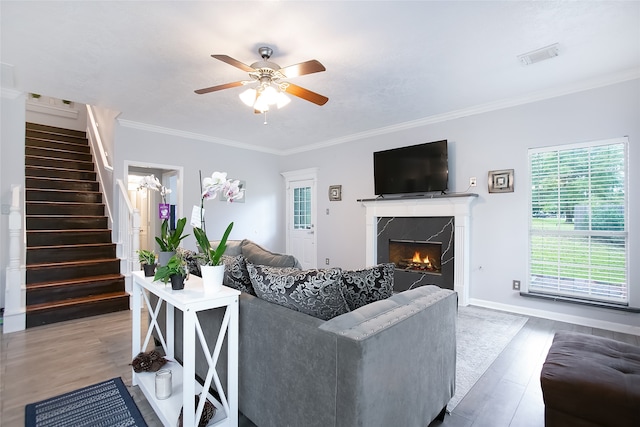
164, 240, 458, 427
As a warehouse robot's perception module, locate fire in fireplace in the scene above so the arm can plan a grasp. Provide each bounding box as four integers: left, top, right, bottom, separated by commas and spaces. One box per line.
389, 239, 442, 275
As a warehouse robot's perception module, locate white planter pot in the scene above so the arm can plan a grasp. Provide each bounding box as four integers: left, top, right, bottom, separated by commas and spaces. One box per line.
200, 265, 225, 294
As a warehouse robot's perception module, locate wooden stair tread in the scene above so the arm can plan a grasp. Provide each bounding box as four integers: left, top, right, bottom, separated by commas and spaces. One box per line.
28, 242, 115, 250
26, 292, 129, 312
26, 176, 97, 184
26, 187, 101, 193
26, 165, 95, 174
26, 214, 106, 218
27, 258, 120, 269
26, 274, 124, 289
26, 201, 105, 207
27, 229, 110, 234
25, 154, 93, 164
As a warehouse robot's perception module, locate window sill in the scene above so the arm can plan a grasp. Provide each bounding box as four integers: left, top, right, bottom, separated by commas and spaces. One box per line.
520, 291, 640, 313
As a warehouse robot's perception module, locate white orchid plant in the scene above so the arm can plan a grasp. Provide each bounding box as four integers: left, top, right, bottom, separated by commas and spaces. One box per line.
137, 174, 172, 203
138, 174, 189, 252
193, 171, 244, 266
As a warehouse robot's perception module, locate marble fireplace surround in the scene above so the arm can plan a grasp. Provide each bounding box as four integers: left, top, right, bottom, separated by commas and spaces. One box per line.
361, 194, 477, 306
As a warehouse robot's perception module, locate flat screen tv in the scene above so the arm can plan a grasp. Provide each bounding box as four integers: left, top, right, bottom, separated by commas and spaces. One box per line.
374, 140, 448, 196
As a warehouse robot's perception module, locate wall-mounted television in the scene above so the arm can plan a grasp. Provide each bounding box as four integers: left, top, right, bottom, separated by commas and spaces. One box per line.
374, 140, 448, 196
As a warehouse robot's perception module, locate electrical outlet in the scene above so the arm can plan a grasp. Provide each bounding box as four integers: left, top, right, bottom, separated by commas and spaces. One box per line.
470, 177, 477, 187
512, 280, 521, 291
325, 258, 330, 265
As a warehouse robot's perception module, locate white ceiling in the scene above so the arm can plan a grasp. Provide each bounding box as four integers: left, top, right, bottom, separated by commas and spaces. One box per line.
2, 1, 639, 154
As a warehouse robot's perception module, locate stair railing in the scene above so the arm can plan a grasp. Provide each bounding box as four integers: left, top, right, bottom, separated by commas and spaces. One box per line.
116, 179, 141, 292
3, 185, 26, 333
86, 105, 114, 224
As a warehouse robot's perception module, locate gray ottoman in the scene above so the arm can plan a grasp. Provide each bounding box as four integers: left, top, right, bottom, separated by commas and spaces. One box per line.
540, 331, 640, 427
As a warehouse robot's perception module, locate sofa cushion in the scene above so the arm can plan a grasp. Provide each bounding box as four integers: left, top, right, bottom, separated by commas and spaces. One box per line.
241, 240, 299, 268
210, 239, 243, 257
341, 263, 395, 311
247, 264, 350, 321
221, 254, 255, 295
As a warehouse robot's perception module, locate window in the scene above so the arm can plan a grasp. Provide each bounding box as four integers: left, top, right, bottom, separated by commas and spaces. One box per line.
293, 186, 312, 230
528, 137, 628, 304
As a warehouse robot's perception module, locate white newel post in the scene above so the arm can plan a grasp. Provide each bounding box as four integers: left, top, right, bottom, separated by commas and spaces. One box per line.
132, 208, 141, 273
4, 185, 26, 333
362, 195, 477, 306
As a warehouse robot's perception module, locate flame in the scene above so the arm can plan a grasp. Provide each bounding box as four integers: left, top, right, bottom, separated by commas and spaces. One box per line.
412, 251, 431, 266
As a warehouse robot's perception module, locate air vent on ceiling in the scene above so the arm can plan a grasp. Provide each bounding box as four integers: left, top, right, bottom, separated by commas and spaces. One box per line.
518, 43, 559, 65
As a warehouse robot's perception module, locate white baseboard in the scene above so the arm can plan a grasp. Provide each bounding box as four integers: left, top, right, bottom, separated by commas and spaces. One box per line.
469, 298, 640, 336
2, 311, 25, 334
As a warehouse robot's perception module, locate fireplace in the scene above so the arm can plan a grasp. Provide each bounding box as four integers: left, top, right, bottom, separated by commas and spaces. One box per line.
377, 216, 454, 292
389, 240, 442, 275
361, 194, 477, 305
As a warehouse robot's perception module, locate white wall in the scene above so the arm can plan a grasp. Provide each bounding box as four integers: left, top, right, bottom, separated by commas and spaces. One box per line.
1, 91, 26, 309
25, 95, 87, 131
279, 78, 640, 332
113, 124, 286, 254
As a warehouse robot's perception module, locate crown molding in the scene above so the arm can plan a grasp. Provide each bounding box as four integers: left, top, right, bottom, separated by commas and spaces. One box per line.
119, 69, 639, 157
280, 68, 640, 156
117, 119, 282, 155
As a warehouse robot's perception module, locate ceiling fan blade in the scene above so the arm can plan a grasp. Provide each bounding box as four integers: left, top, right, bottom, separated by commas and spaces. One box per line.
211, 55, 255, 72
279, 60, 326, 78
284, 83, 329, 106
194, 81, 244, 94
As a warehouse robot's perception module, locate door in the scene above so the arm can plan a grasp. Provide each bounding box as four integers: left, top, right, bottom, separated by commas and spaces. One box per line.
287, 178, 317, 269
128, 175, 153, 251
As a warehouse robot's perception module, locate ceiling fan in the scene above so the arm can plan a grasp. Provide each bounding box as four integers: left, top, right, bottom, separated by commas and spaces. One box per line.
194, 46, 328, 113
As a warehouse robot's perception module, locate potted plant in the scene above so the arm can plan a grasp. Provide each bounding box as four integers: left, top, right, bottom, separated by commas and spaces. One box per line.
137, 249, 157, 277
154, 253, 188, 290
156, 217, 189, 266
194, 222, 234, 291
192, 171, 244, 292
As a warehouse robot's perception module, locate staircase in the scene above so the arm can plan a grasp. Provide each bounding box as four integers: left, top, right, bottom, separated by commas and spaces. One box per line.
25, 122, 129, 328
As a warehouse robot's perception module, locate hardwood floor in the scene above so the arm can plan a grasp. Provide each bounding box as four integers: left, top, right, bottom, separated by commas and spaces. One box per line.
1, 308, 637, 427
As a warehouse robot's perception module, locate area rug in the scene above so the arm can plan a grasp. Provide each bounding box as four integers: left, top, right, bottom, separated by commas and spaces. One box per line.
448, 306, 528, 411
25, 377, 147, 427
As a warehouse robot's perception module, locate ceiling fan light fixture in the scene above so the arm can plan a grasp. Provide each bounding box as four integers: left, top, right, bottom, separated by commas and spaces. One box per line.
239, 88, 257, 106
276, 92, 291, 109
253, 95, 270, 113
261, 85, 278, 105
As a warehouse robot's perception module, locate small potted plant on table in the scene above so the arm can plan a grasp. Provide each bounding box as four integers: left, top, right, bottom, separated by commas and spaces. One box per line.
138, 249, 157, 277
156, 217, 189, 266
154, 253, 188, 290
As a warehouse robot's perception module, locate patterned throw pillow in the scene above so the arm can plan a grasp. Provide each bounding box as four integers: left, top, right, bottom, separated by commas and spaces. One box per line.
247, 264, 350, 321
221, 254, 255, 295
178, 248, 201, 277
341, 263, 395, 311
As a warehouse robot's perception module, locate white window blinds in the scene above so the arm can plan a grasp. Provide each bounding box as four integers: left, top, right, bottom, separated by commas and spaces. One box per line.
528, 137, 628, 304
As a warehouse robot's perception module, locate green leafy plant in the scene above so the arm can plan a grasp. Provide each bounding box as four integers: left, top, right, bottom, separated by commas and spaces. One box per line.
193, 222, 234, 266
155, 217, 189, 252
137, 249, 156, 265
154, 253, 187, 284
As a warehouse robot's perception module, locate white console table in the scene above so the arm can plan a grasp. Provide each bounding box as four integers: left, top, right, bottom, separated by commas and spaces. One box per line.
131, 271, 240, 427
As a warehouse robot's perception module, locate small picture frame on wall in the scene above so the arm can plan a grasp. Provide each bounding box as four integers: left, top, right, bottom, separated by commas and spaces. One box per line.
488, 169, 514, 193
329, 185, 342, 201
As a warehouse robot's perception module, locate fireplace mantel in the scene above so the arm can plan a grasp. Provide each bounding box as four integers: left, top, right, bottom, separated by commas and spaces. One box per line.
361, 194, 477, 305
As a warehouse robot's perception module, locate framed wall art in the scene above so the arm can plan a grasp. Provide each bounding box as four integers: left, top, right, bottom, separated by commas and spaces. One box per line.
488, 169, 514, 193
328, 185, 342, 201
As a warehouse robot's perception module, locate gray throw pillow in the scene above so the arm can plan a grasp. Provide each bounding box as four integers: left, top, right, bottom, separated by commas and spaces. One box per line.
241, 240, 298, 268
342, 263, 395, 311
247, 264, 350, 321
221, 254, 255, 295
